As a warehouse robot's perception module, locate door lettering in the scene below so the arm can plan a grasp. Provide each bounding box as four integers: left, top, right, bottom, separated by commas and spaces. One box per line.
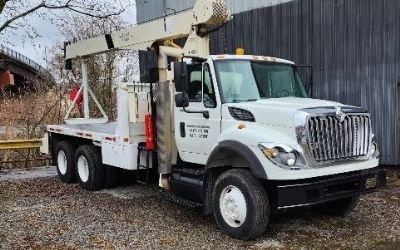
187, 124, 210, 139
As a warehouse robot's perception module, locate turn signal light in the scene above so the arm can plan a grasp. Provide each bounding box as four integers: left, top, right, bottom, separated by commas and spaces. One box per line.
262, 147, 279, 158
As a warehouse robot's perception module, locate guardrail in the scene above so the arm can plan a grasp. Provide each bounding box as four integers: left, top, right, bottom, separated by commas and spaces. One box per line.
0, 45, 46, 73
0, 139, 42, 150
0, 139, 50, 166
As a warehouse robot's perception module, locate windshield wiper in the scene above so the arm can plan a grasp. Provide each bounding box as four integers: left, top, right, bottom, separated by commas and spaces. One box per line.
232, 99, 259, 103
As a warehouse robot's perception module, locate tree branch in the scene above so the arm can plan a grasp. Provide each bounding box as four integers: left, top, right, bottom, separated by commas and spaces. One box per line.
0, 0, 125, 34
65, 6, 124, 19
0, 2, 46, 33
0, 0, 10, 14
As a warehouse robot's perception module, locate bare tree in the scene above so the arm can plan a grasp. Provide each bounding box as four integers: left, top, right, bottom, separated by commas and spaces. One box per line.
0, 0, 131, 39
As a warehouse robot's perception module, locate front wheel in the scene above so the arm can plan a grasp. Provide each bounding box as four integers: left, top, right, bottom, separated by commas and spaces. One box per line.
212, 169, 270, 240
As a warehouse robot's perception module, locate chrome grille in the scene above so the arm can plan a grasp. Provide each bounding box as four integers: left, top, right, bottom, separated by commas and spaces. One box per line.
306, 114, 371, 162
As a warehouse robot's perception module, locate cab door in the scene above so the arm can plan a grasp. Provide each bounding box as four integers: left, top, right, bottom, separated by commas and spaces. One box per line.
174, 62, 221, 164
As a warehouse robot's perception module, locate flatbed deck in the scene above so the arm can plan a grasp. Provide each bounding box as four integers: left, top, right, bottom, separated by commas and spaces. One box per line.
47, 122, 117, 143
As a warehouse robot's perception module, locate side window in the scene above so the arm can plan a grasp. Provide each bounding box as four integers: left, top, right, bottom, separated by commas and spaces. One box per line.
203, 64, 217, 108
188, 64, 202, 102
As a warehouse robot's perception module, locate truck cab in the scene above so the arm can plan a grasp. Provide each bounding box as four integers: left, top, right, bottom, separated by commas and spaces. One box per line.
170, 54, 385, 239
175, 55, 381, 178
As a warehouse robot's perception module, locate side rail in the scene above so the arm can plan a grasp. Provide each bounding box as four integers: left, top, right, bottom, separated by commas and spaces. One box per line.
0, 139, 50, 167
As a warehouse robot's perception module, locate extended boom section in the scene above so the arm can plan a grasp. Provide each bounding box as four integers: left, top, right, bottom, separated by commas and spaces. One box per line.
65, 0, 231, 60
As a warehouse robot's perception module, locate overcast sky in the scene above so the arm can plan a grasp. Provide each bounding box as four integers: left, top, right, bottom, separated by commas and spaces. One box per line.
1, 3, 137, 67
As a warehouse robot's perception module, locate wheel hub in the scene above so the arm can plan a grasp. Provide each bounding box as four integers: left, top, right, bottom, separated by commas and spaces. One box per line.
219, 185, 247, 228
57, 151, 68, 175
77, 155, 89, 183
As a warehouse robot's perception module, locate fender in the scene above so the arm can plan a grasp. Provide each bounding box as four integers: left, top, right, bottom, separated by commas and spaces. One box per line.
206, 140, 268, 179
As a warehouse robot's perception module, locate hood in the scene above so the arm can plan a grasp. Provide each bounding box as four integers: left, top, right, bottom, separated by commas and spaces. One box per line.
228, 97, 345, 128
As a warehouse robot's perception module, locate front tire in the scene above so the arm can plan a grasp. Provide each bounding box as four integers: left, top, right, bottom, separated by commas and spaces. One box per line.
212, 169, 270, 240
75, 145, 104, 191
313, 195, 360, 216
55, 141, 76, 183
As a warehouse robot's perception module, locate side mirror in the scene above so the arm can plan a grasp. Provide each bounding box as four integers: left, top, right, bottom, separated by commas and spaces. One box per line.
65, 59, 72, 70
174, 61, 188, 93
175, 93, 189, 108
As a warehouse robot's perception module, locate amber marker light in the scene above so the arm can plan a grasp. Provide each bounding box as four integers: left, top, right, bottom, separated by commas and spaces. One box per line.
261, 147, 279, 158
236, 48, 245, 55
238, 123, 246, 130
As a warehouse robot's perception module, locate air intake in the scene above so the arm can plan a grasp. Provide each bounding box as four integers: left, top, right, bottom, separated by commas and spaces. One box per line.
228, 107, 255, 122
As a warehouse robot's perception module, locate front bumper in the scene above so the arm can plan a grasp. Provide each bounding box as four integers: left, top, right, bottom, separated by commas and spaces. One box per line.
275, 168, 386, 210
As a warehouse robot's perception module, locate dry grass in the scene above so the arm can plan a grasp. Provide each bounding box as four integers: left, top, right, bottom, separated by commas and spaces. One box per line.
0, 80, 116, 170
0, 87, 68, 139
0, 86, 69, 170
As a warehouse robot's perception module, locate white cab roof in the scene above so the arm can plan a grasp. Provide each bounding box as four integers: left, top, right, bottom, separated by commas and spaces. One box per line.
210, 55, 295, 65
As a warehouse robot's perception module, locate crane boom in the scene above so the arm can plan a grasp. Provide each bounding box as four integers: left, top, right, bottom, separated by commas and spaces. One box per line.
65, 0, 231, 60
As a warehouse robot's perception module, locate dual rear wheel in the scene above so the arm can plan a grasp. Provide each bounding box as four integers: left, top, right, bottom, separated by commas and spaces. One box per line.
55, 141, 76, 183
55, 141, 117, 191
75, 145, 104, 191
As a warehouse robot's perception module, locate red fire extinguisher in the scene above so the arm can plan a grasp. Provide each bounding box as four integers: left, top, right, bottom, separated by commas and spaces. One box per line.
144, 93, 155, 151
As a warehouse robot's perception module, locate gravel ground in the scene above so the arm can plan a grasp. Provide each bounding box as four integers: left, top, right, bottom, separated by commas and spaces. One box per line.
0, 167, 57, 182
0, 169, 399, 249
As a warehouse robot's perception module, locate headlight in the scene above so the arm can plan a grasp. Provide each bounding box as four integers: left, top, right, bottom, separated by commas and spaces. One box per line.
370, 136, 379, 158
258, 143, 306, 170
282, 152, 297, 166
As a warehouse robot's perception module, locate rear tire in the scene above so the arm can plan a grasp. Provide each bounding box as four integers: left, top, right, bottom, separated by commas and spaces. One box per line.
75, 145, 104, 191
212, 169, 270, 240
55, 141, 76, 183
313, 195, 360, 216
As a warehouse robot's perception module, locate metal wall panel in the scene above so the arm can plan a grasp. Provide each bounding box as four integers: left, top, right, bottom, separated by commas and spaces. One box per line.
138, 0, 400, 165
136, 0, 294, 24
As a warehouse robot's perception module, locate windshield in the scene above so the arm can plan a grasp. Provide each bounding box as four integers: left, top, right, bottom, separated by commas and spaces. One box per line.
215, 60, 308, 103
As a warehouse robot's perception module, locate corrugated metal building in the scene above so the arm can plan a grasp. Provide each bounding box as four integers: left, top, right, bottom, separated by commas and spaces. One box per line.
136, 0, 294, 23
136, 0, 400, 166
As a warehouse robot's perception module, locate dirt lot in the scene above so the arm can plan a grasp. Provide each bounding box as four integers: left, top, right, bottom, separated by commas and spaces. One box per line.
0, 168, 399, 250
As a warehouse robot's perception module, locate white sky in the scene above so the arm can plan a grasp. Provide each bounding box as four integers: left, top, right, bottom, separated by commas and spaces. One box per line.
1, 2, 137, 67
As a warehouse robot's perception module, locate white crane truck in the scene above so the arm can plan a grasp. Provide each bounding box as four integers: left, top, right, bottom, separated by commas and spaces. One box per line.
40, 0, 386, 240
